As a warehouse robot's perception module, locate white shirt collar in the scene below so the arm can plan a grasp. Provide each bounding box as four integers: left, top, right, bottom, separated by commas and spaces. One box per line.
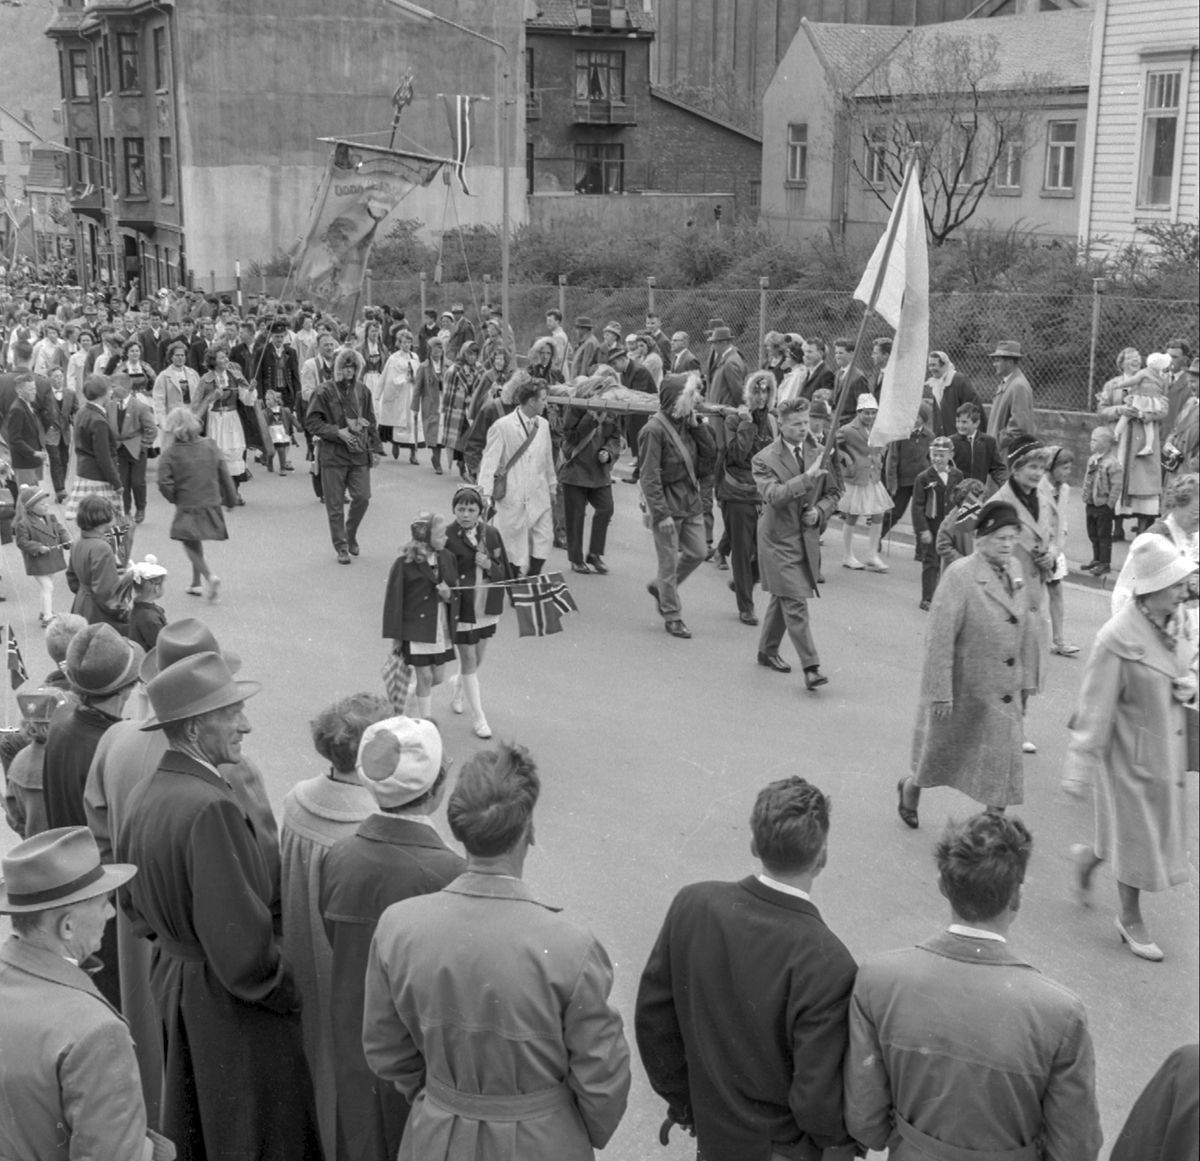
948, 923, 1006, 943
756, 873, 810, 901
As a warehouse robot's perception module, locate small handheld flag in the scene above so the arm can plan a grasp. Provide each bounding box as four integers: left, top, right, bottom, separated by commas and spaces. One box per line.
443, 94, 477, 195
7, 625, 27, 690
511, 573, 578, 637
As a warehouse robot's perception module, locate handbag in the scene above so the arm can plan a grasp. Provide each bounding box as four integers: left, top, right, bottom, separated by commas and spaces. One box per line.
268, 422, 287, 445
491, 420, 539, 504
381, 644, 413, 714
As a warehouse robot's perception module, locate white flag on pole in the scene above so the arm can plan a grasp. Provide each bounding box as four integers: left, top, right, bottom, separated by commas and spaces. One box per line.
854, 163, 929, 447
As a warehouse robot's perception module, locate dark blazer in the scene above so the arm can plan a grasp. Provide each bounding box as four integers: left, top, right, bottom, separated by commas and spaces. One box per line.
799, 364, 835, 401
255, 342, 302, 408
670, 349, 700, 376
560, 404, 623, 489
381, 550, 460, 643
73, 401, 121, 488
927, 373, 981, 437
318, 816, 466, 1161
444, 521, 509, 622
138, 326, 170, 372
911, 465, 965, 537
1110, 1044, 1199, 1161
4, 399, 45, 469
952, 432, 1007, 487
0, 372, 57, 433
636, 876, 857, 1160
187, 338, 211, 375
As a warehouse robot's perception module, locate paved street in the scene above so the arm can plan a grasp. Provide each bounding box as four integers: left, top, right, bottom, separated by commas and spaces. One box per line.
1, 450, 1195, 1161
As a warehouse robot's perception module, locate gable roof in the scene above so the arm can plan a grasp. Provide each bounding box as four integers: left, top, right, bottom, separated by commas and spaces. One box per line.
804, 8, 1093, 98
527, 0, 656, 34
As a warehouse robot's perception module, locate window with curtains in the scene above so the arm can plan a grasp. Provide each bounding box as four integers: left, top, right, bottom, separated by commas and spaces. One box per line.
69, 49, 90, 99
117, 32, 140, 92
574, 143, 623, 194
1137, 70, 1181, 207
575, 51, 625, 102
124, 137, 146, 197
1044, 120, 1076, 191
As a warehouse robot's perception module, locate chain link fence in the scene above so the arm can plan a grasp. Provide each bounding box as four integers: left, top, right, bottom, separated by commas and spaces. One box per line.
260, 275, 1198, 412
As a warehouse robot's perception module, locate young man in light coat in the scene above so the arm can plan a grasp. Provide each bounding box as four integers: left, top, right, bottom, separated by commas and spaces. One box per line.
363, 742, 631, 1161
844, 813, 1102, 1161
477, 378, 557, 577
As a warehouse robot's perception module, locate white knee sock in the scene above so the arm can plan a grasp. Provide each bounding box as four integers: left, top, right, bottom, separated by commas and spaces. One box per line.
462, 673, 490, 732
37, 576, 53, 619
415, 695, 432, 720
449, 671, 465, 713
842, 522, 857, 560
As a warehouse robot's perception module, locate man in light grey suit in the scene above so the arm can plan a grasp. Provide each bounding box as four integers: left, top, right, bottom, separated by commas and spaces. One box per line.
986, 340, 1036, 441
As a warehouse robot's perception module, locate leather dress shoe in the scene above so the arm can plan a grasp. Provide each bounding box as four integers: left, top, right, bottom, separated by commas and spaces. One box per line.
804, 667, 829, 690
757, 652, 791, 673
739, 611, 759, 626
665, 619, 692, 639
337, 549, 352, 565
586, 554, 609, 574
570, 561, 591, 574
348, 541, 360, 557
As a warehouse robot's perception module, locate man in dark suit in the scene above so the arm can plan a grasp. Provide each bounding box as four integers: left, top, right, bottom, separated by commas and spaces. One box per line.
798, 338, 835, 401
187, 319, 216, 375
645, 312, 672, 366
0, 342, 59, 436
108, 375, 157, 521
254, 320, 301, 410
668, 331, 699, 376
4, 373, 48, 486
636, 775, 857, 1161
138, 308, 170, 373
832, 337, 869, 408
1163, 338, 1194, 433
609, 344, 655, 484
925, 350, 982, 438
870, 337, 891, 400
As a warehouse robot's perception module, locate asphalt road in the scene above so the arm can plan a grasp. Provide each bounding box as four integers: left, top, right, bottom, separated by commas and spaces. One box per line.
1, 449, 1195, 1161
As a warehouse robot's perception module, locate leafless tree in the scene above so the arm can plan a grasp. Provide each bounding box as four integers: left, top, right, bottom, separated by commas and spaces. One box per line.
838, 31, 1056, 246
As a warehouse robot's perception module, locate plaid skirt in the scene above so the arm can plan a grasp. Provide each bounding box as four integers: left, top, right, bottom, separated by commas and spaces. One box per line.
62, 477, 121, 523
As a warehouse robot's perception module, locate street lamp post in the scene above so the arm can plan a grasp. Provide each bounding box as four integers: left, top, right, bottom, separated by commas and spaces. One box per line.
383, 0, 511, 346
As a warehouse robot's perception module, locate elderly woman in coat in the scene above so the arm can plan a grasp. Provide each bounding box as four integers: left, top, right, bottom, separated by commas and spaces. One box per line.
899, 500, 1039, 827
1097, 346, 1166, 532
280, 691, 391, 1161
1065, 536, 1198, 963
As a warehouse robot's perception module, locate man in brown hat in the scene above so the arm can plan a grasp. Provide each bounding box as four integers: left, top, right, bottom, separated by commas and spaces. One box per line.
986, 341, 1036, 441
116, 653, 322, 1161
571, 316, 600, 378
447, 301, 475, 361
0, 826, 170, 1160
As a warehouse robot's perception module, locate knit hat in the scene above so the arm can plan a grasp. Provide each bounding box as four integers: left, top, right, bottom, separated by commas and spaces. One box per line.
1005, 434, 1044, 473
66, 623, 145, 697
356, 716, 443, 808
974, 500, 1022, 538
1130, 535, 1198, 596
17, 485, 47, 510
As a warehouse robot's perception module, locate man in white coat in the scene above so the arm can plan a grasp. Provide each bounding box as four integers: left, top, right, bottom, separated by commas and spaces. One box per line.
478, 377, 558, 576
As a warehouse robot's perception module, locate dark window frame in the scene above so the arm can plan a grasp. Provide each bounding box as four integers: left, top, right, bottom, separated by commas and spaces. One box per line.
117, 31, 141, 93
575, 50, 626, 103
159, 136, 174, 200
153, 26, 168, 91
68, 48, 90, 100
574, 142, 624, 194
123, 136, 147, 198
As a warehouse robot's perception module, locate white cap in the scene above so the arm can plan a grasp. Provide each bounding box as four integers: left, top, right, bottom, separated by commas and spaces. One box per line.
357, 716, 444, 808
856, 392, 879, 411
129, 554, 167, 583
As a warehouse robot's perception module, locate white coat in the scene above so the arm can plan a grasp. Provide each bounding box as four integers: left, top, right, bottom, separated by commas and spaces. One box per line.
477, 409, 557, 571
377, 349, 420, 436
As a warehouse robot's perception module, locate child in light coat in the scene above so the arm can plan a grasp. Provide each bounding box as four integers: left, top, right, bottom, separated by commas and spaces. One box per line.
1044, 446, 1078, 656
12, 485, 71, 626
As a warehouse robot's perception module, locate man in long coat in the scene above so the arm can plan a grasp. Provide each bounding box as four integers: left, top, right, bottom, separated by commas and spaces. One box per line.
477, 378, 557, 576
752, 397, 833, 690
116, 652, 322, 1161
362, 742, 630, 1161
986, 340, 1036, 439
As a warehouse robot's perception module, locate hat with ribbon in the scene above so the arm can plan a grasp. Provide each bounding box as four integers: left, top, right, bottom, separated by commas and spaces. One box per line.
990, 340, 1023, 359
574, 316, 594, 330
709, 326, 733, 343
66, 624, 145, 697
357, 716, 444, 809
0, 826, 136, 914
974, 499, 1022, 538
1130, 535, 1199, 596
141, 618, 241, 681
128, 554, 168, 585
141, 652, 260, 731
1005, 433, 1044, 473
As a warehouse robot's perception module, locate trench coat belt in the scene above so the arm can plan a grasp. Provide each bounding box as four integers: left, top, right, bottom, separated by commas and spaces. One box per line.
894, 1115, 1039, 1161
424, 1074, 573, 1122
153, 936, 206, 962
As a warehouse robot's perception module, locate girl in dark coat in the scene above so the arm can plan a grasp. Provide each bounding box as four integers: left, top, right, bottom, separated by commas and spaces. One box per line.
444, 487, 510, 738
157, 404, 237, 602
65, 494, 127, 630
125, 555, 168, 652
13, 485, 71, 626
381, 513, 459, 720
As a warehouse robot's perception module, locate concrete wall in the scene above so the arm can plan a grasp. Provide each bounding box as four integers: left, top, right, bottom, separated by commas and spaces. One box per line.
173, 0, 526, 280
528, 190, 729, 232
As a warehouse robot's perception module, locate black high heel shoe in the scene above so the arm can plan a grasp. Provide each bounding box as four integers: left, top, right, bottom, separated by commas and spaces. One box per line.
896, 779, 919, 829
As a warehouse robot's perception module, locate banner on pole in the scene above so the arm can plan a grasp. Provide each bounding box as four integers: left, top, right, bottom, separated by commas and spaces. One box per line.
443, 95, 477, 195
291, 141, 445, 304
854, 163, 930, 447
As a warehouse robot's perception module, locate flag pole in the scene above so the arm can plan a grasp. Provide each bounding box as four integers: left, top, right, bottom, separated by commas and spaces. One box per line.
819, 151, 919, 466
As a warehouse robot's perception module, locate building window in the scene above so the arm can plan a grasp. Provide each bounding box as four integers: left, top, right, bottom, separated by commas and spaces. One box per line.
103, 137, 117, 193
19, 141, 32, 164
575, 51, 625, 102
1138, 70, 1181, 208
995, 133, 1023, 190
526, 142, 534, 197
69, 49, 90, 99
153, 26, 168, 90
76, 137, 95, 185
1044, 120, 1076, 191
123, 136, 146, 197
749, 180, 761, 209
159, 136, 174, 198
865, 126, 887, 185
786, 123, 807, 184
117, 32, 140, 92
99, 36, 111, 94
574, 143, 623, 194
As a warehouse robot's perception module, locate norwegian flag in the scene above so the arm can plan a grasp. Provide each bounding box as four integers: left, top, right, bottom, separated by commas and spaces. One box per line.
511, 573, 578, 638
443, 94, 476, 195
7, 625, 27, 690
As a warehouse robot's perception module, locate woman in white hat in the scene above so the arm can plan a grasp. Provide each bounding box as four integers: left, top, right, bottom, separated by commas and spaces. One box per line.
1064, 535, 1199, 961
835, 392, 892, 571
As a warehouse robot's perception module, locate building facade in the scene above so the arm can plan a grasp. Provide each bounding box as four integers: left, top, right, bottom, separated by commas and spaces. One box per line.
760, 10, 1094, 246
1077, 0, 1199, 253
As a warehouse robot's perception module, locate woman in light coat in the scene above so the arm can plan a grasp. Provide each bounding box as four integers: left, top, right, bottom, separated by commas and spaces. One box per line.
377, 329, 421, 461
152, 340, 201, 447
1097, 346, 1166, 532
899, 500, 1039, 827
280, 692, 389, 1161
1066, 535, 1198, 962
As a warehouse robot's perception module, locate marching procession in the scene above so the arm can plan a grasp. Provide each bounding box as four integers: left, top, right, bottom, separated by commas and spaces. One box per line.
0, 269, 1197, 1161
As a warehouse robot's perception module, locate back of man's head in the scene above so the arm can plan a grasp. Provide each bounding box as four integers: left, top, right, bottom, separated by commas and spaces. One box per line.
750, 776, 830, 877
448, 742, 541, 858
935, 813, 1032, 923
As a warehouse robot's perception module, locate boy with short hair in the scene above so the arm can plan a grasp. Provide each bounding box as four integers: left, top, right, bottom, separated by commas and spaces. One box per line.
911, 437, 963, 610
951, 401, 1006, 488
1081, 426, 1120, 576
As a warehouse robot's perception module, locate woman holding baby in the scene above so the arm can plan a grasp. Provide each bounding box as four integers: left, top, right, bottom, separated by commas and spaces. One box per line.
1097, 347, 1167, 534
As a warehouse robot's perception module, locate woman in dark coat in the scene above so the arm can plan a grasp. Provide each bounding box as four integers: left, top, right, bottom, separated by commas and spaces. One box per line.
412, 338, 447, 474
157, 404, 236, 602
898, 500, 1039, 828
65, 493, 128, 630
63, 374, 122, 523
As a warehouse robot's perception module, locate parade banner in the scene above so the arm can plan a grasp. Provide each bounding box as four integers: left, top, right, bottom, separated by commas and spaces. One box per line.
854, 161, 930, 448
443, 95, 477, 195
292, 141, 445, 304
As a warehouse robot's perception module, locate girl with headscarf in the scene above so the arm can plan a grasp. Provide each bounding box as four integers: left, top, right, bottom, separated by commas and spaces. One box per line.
380, 512, 460, 720
441, 341, 479, 480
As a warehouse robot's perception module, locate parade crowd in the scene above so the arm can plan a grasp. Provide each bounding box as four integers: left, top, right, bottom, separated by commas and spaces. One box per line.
0, 271, 1197, 1161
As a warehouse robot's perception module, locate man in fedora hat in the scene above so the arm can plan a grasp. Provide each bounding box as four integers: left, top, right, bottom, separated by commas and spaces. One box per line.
608, 342, 656, 485
0, 826, 171, 1160
116, 653, 323, 1161
986, 341, 1036, 441
85, 617, 281, 1128
571, 316, 600, 378
447, 301, 475, 362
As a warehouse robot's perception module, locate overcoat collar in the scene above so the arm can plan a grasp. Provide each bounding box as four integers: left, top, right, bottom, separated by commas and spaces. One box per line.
158, 748, 230, 792
357, 813, 456, 851
293, 775, 374, 823
738, 874, 823, 920
1098, 599, 1189, 679
764, 435, 801, 478
918, 929, 1034, 970
442, 870, 562, 913
967, 553, 1024, 619
0, 935, 124, 1019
